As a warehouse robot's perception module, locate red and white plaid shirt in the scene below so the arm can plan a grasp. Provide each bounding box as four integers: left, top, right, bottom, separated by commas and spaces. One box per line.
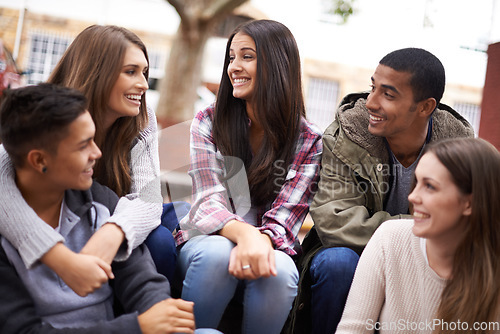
175, 105, 322, 256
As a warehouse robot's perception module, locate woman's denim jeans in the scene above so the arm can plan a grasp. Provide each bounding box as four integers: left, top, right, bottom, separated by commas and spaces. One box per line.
145, 201, 190, 283
177, 235, 298, 334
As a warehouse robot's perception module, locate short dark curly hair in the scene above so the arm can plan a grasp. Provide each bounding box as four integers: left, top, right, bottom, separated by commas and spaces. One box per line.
380, 48, 445, 107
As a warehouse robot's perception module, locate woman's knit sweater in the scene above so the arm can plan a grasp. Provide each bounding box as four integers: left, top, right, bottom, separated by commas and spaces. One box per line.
336, 219, 447, 334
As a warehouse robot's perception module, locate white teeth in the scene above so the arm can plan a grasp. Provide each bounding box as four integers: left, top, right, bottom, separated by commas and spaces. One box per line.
125, 94, 142, 101
413, 211, 430, 219
370, 114, 384, 122
234, 78, 249, 84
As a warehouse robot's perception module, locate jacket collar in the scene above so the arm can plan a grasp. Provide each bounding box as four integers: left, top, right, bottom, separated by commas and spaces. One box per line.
64, 188, 94, 222
336, 92, 474, 160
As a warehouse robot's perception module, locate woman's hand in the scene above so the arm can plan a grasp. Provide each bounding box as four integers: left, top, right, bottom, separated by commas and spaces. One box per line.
221, 220, 277, 280
42, 223, 124, 297
80, 223, 125, 264
42, 243, 113, 296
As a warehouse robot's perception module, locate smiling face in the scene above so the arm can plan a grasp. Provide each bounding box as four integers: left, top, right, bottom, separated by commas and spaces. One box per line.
365, 64, 425, 141
45, 111, 102, 192
408, 152, 472, 244
106, 43, 149, 129
227, 32, 257, 105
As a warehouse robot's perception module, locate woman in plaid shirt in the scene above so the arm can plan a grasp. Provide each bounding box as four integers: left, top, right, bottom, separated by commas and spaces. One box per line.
174, 20, 323, 333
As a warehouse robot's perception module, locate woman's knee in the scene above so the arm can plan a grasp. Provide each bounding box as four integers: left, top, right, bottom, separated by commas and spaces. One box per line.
248, 251, 298, 297
178, 235, 235, 275
274, 250, 299, 286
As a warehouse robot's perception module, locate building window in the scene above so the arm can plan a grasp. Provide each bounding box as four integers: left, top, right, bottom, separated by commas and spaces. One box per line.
147, 48, 167, 90
306, 77, 340, 132
454, 102, 481, 136
26, 32, 71, 85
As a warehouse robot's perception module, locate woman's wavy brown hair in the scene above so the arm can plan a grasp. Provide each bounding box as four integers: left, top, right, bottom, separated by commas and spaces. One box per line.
427, 138, 500, 333
213, 19, 305, 206
48, 25, 149, 196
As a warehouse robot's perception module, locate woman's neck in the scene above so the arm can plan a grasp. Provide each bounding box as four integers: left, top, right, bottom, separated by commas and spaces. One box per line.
426, 238, 460, 279
246, 103, 264, 155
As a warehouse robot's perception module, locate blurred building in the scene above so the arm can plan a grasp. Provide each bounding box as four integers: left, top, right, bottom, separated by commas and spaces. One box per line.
0, 0, 488, 135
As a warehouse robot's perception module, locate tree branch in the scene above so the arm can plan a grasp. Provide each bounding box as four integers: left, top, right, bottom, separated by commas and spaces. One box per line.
201, 0, 249, 21
167, 0, 187, 22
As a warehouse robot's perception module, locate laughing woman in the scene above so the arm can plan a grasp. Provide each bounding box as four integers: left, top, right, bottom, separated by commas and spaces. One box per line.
337, 137, 500, 334
174, 20, 322, 333
0, 25, 179, 294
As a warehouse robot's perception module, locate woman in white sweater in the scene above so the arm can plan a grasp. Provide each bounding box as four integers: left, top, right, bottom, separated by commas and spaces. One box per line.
0, 25, 177, 295
337, 138, 500, 334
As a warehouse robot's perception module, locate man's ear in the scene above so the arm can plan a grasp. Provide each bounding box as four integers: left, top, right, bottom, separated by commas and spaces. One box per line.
26, 150, 48, 174
419, 97, 437, 118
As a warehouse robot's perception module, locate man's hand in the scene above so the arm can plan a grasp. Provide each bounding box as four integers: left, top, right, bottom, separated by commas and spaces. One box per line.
42, 243, 113, 296
138, 298, 195, 334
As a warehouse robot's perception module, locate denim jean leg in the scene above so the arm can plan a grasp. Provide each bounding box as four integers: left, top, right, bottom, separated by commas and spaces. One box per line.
144, 224, 177, 283
242, 250, 299, 334
194, 329, 223, 334
161, 201, 191, 232
177, 235, 239, 329
143, 202, 190, 283
310, 247, 359, 334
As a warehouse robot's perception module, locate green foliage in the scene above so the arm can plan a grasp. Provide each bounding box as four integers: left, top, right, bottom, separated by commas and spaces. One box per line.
325, 0, 355, 24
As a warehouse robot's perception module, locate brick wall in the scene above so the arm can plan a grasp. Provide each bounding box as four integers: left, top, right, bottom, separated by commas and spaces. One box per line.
479, 42, 500, 150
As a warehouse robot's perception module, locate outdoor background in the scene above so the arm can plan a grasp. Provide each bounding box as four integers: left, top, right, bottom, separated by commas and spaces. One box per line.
1, 0, 499, 233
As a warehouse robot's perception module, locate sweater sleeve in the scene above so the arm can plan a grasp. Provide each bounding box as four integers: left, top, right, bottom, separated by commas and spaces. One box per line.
0, 146, 64, 268
111, 243, 171, 314
336, 221, 388, 333
0, 241, 143, 334
104, 109, 162, 261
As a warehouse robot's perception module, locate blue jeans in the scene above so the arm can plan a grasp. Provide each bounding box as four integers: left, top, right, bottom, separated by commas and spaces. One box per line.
309, 247, 359, 334
177, 235, 298, 334
145, 202, 191, 283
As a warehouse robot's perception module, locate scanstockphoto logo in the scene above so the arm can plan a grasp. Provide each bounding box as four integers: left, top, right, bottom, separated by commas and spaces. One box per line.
316, 163, 393, 196
156, 120, 252, 219
272, 160, 319, 195
153, 120, 392, 220
366, 319, 500, 332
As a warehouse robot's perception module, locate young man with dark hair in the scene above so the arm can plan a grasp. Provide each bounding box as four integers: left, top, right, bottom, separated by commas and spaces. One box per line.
287, 48, 474, 334
0, 83, 210, 334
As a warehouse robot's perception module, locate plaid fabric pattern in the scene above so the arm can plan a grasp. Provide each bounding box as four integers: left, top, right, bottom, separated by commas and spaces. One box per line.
175, 105, 323, 256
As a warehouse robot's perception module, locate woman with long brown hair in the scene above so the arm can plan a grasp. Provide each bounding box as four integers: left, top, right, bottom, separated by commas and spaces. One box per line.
0, 25, 180, 294
337, 137, 500, 333
174, 19, 322, 333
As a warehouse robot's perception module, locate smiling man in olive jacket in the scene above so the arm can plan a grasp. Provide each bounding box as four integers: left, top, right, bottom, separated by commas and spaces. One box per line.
286, 48, 474, 334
